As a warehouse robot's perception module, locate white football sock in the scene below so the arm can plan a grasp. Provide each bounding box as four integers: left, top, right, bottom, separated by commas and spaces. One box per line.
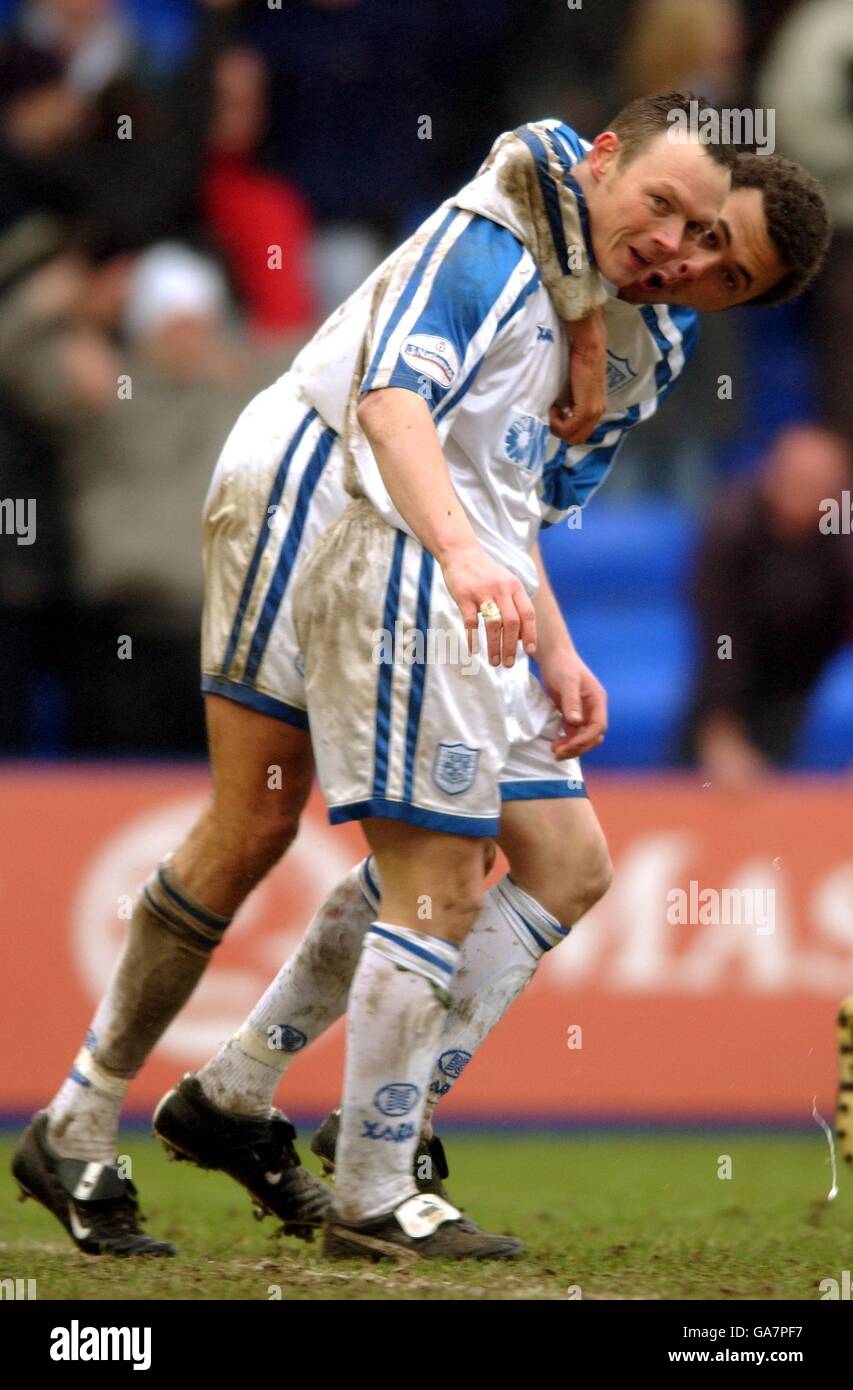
422, 876, 569, 1136
334, 923, 458, 1224
46, 1031, 128, 1162
198, 858, 380, 1116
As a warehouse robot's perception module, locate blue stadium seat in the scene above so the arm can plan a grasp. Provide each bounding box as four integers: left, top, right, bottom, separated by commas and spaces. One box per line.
556, 604, 696, 768
541, 500, 852, 770
123, 0, 194, 70
791, 649, 853, 769
0, 2, 196, 71
540, 501, 697, 767
540, 497, 697, 602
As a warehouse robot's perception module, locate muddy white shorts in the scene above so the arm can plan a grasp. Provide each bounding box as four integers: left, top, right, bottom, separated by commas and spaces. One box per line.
200, 376, 347, 727
292, 497, 586, 838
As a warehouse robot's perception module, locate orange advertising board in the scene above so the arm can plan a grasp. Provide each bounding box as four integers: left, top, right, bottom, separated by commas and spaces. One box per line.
1, 767, 850, 1123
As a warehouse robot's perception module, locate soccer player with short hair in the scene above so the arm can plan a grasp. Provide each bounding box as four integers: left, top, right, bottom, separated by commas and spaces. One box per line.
13, 98, 830, 1258
257, 110, 731, 1258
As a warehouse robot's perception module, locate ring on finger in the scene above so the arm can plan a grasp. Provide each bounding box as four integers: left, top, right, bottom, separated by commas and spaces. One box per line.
478, 599, 501, 623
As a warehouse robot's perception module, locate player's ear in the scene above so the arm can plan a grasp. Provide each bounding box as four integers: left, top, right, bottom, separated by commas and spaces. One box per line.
587, 131, 621, 181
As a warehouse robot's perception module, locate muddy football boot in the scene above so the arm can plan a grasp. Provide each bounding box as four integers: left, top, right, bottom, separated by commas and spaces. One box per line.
836, 996, 853, 1171
12, 1112, 175, 1256
324, 1192, 524, 1262
153, 1073, 330, 1239
312, 1107, 498, 1236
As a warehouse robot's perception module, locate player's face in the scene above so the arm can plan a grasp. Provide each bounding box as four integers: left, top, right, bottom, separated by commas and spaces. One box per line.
585, 130, 730, 287
619, 187, 786, 310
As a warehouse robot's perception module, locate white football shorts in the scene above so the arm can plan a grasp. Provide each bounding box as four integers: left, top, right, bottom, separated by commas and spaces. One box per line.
200, 377, 345, 727
291, 496, 586, 837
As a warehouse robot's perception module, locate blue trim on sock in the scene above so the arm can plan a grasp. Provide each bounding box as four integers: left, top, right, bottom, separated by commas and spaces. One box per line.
143, 885, 219, 951
157, 867, 229, 932
362, 856, 380, 902
369, 925, 456, 975
513, 912, 552, 952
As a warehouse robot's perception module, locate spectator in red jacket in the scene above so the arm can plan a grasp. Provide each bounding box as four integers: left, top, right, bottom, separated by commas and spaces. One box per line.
204, 45, 315, 338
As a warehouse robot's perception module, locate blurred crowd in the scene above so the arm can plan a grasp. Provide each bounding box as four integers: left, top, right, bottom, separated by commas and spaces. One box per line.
0, 0, 849, 768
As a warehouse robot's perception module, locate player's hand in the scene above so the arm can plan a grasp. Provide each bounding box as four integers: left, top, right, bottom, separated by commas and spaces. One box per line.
549, 308, 607, 446
540, 649, 608, 758
440, 544, 537, 667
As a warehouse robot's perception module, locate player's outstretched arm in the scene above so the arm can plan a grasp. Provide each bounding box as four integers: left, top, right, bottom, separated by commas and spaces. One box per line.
530, 542, 607, 758
357, 387, 537, 667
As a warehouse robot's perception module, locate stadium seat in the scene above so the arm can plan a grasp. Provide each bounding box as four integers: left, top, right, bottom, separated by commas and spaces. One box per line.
541, 499, 853, 771
791, 648, 853, 770
540, 500, 696, 767
540, 497, 698, 601
555, 604, 696, 768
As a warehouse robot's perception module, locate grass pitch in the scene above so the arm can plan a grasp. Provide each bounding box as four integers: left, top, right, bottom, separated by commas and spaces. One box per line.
1, 1131, 848, 1301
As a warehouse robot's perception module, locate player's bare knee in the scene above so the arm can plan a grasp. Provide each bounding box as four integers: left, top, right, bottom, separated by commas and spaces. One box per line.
531, 833, 613, 927
571, 838, 613, 920
434, 883, 485, 942
243, 806, 301, 865
588, 849, 614, 909
212, 801, 301, 876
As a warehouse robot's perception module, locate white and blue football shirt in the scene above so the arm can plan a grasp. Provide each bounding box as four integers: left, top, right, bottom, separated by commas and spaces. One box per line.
288, 120, 699, 593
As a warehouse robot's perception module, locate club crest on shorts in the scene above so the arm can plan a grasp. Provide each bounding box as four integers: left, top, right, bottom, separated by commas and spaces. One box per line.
606, 350, 638, 393
432, 741, 480, 796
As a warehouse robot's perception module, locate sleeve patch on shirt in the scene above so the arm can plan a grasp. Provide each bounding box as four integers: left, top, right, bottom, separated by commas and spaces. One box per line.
400, 334, 460, 387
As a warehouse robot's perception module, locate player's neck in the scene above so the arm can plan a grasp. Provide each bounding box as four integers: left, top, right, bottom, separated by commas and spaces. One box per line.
571, 156, 594, 205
